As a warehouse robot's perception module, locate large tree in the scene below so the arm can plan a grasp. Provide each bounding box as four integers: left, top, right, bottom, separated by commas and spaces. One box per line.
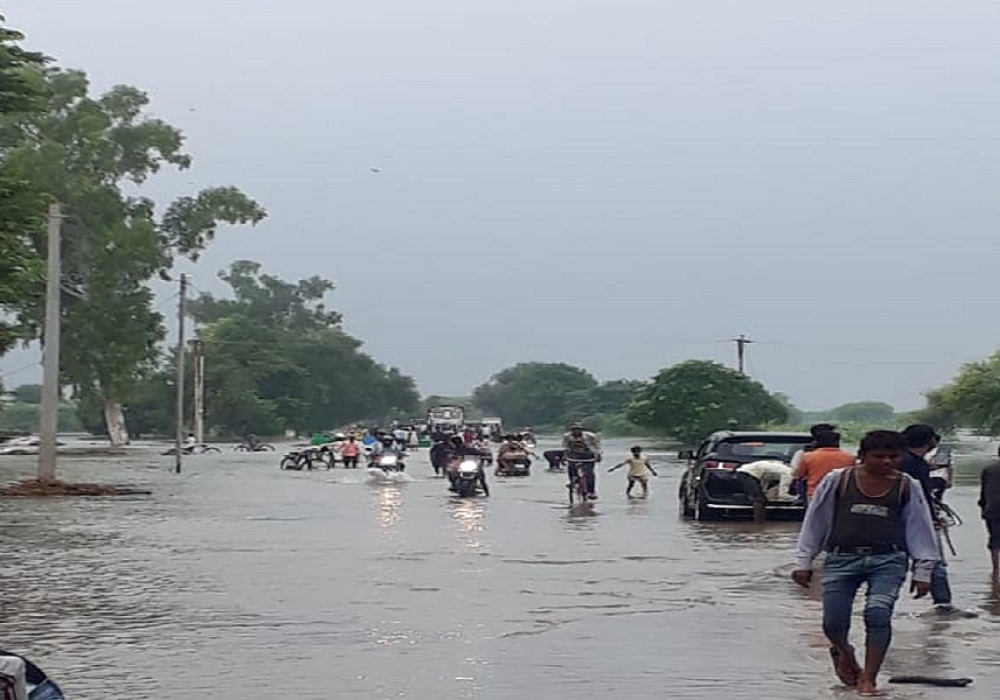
919, 352, 1000, 435
627, 360, 788, 446
190, 261, 419, 436
0, 20, 47, 354
1, 66, 265, 444
472, 362, 599, 428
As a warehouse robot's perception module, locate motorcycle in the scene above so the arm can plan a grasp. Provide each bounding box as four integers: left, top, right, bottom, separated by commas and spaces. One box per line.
452, 458, 489, 497
495, 454, 531, 477
369, 452, 406, 478
163, 443, 221, 456
234, 441, 275, 452
279, 449, 323, 470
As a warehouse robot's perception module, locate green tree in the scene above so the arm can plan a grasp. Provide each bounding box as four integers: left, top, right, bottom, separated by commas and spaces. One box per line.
190, 261, 419, 436
909, 387, 960, 435
0, 20, 47, 352
627, 360, 788, 446
826, 401, 896, 425
12, 383, 42, 404
921, 352, 1000, 435
2, 67, 265, 445
472, 362, 598, 428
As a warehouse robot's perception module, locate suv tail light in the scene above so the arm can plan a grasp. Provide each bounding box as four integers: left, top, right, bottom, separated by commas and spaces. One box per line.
704, 460, 740, 470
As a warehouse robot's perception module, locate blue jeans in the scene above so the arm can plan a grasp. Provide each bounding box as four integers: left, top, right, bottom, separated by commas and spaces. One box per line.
822, 551, 908, 650
930, 530, 952, 606
30, 680, 66, 700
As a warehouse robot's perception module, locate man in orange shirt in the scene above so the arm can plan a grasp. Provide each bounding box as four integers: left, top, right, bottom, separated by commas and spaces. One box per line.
796, 430, 856, 499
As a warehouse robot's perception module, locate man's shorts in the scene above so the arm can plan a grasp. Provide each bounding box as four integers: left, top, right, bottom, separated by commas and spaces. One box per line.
987, 520, 1000, 550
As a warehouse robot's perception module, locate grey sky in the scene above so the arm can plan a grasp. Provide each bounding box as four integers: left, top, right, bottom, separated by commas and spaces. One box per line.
2, 0, 998, 410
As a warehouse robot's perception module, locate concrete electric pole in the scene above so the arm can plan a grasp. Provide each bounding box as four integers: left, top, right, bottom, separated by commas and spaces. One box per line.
732, 334, 753, 375
192, 338, 205, 445
37, 203, 63, 482
173, 273, 188, 474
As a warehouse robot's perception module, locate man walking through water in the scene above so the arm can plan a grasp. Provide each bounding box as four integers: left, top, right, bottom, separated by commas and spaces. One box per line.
793, 430, 938, 697
898, 424, 958, 613
980, 446, 1000, 584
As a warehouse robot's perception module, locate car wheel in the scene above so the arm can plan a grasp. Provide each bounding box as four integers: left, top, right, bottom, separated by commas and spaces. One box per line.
693, 492, 715, 521
679, 485, 694, 518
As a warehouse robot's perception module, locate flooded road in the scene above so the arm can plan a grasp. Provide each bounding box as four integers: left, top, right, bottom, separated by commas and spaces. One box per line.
1, 438, 998, 698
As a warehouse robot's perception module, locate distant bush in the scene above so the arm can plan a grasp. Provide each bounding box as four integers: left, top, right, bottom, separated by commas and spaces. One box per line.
0, 402, 83, 432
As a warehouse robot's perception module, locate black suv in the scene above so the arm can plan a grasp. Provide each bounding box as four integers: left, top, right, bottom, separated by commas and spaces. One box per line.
677, 431, 813, 521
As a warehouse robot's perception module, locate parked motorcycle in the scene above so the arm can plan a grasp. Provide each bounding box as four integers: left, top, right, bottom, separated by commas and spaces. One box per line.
162, 443, 221, 456
280, 449, 320, 470
234, 441, 275, 452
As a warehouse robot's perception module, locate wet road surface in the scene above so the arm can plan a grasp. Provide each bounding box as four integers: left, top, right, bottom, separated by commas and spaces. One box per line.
1, 438, 998, 698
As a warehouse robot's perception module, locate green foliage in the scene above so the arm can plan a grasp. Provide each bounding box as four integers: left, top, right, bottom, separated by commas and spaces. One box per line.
190, 261, 419, 436
0, 58, 265, 442
74, 366, 174, 438
12, 383, 42, 404
0, 20, 48, 351
0, 401, 82, 432
917, 352, 1000, 435
826, 401, 896, 425
627, 360, 788, 447
472, 362, 599, 428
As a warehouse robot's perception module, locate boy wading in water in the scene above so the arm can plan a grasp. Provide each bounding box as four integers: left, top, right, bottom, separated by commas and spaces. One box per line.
608, 446, 658, 498
793, 430, 939, 697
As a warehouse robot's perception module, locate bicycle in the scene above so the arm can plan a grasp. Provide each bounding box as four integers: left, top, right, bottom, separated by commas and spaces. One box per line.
935, 499, 963, 557
565, 453, 596, 505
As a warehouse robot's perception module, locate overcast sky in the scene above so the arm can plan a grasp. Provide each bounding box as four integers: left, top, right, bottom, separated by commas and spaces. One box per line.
2, 0, 998, 411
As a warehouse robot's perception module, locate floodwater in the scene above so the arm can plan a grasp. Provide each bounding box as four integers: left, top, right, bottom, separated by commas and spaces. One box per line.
1, 437, 998, 699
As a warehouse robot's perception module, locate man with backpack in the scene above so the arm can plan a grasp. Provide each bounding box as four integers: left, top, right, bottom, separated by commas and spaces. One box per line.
792, 430, 938, 697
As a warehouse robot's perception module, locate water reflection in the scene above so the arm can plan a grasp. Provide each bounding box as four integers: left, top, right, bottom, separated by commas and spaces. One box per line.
980, 582, 1000, 617
449, 498, 487, 549
373, 484, 403, 531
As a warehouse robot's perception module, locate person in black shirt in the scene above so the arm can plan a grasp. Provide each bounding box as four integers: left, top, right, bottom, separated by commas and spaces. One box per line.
900, 424, 955, 613
979, 446, 1000, 584
0, 650, 64, 699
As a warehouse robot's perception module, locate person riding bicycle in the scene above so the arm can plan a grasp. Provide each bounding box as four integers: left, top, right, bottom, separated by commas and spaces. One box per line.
562, 422, 602, 500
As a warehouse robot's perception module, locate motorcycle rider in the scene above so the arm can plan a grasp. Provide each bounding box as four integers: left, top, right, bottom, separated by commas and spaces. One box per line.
496, 434, 531, 476
445, 435, 491, 494
563, 422, 602, 500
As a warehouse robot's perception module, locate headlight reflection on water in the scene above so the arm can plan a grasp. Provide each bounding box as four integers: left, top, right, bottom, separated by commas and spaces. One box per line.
375, 485, 403, 530
450, 499, 487, 550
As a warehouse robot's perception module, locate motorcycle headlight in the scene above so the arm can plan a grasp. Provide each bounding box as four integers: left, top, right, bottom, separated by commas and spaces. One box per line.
459, 461, 479, 473
380, 455, 398, 466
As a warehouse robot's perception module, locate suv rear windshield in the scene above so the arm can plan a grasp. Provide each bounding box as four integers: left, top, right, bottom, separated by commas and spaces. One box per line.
710, 437, 812, 464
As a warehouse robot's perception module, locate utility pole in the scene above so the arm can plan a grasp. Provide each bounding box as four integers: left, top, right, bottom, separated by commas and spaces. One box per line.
173, 274, 188, 474
37, 203, 63, 482
192, 338, 205, 445
732, 334, 753, 375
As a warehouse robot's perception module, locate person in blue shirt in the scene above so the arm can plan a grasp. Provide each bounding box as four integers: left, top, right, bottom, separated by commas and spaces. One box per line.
793, 430, 938, 697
